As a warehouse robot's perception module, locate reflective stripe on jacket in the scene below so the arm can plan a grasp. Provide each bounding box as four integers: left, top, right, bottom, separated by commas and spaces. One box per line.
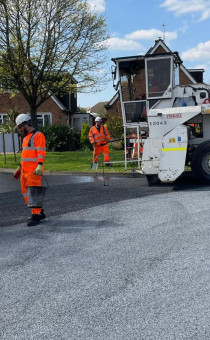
88, 125, 111, 146
21, 131, 46, 171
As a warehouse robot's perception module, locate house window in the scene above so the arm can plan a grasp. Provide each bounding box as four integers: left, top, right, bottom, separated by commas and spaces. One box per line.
37, 113, 52, 127
0, 114, 8, 125
73, 117, 81, 131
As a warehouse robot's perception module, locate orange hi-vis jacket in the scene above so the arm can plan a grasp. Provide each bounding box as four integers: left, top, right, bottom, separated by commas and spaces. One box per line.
21, 130, 46, 171
88, 125, 111, 146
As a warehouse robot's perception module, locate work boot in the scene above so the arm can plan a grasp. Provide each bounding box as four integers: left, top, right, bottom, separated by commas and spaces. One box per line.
105, 162, 113, 167
27, 209, 46, 226
38, 209, 46, 220
27, 214, 40, 227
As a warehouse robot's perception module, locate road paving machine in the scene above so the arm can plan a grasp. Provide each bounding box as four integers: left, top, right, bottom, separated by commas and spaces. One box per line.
111, 48, 210, 184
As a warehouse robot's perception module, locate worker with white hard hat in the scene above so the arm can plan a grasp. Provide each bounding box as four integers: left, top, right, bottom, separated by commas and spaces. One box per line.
88, 116, 112, 167
14, 113, 46, 226
95, 117, 102, 122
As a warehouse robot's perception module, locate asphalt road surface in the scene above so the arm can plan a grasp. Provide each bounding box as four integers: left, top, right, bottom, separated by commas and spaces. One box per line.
1, 171, 210, 339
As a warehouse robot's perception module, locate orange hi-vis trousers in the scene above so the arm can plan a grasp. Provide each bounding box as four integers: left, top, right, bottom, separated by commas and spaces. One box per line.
21, 171, 42, 215
93, 144, 110, 163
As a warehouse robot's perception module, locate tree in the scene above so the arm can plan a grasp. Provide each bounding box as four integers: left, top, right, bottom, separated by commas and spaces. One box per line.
0, 0, 109, 127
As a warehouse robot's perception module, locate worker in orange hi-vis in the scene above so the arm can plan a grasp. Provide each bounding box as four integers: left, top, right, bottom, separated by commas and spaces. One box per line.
88, 117, 112, 168
14, 114, 46, 227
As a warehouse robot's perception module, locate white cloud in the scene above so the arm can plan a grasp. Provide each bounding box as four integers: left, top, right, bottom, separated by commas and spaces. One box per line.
200, 8, 210, 20
178, 22, 189, 34
104, 28, 178, 53
106, 37, 144, 51
160, 0, 210, 21
125, 29, 177, 41
87, 0, 106, 12
194, 64, 206, 69
181, 41, 210, 61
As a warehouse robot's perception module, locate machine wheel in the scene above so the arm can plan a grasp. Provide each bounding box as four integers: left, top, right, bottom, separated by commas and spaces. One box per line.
190, 141, 210, 183
146, 175, 160, 186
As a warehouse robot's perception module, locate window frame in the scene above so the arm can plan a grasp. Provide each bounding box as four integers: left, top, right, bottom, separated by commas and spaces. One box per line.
145, 56, 173, 100
0, 113, 8, 125
36, 112, 52, 127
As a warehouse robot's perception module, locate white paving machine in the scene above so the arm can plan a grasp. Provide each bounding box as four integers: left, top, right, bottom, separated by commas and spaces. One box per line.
143, 100, 210, 184
111, 50, 210, 184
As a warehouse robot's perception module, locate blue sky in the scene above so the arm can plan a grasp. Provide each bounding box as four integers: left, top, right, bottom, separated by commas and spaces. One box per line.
78, 0, 210, 109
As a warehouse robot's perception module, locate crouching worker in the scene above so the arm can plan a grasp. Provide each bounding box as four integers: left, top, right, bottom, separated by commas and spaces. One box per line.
14, 114, 46, 227
88, 117, 112, 167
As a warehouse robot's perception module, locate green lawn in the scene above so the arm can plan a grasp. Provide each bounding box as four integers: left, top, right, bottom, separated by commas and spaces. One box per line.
0, 149, 139, 173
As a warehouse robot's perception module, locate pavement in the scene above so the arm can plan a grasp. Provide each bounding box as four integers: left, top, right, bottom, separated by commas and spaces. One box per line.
1, 171, 210, 339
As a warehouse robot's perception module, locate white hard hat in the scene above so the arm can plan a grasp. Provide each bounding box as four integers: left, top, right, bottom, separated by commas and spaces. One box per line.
15, 114, 31, 127
95, 116, 102, 122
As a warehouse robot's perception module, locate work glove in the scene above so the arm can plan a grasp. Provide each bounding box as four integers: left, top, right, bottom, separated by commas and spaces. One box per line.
14, 165, 21, 179
34, 164, 43, 176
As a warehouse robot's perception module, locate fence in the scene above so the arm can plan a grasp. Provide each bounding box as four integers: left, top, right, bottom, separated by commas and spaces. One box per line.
0, 133, 19, 164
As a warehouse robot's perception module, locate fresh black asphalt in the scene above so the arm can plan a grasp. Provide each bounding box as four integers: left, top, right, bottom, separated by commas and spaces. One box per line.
0, 171, 205, 228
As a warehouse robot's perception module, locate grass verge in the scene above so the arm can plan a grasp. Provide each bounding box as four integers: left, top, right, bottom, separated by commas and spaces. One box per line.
0, 150, 139, 173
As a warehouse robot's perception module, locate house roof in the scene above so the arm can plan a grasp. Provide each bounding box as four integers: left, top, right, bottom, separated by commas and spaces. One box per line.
51, 95, 67, 110
89, 112, 98, 118
146, 39, 197, 84
90, 101, 108, 115
146, 38, 171, 54
104, 92, 119, 108
187, 68, 204, 73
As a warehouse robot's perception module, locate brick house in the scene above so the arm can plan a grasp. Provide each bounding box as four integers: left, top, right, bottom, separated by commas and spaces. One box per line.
0, 90, 77, 127
105, 39, 205, 118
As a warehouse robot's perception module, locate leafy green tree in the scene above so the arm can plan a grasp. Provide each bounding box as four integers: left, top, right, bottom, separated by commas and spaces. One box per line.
0, 0, 109, 127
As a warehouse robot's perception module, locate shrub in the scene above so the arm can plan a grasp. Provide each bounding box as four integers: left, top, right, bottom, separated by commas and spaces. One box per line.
40, 125, 80, 151
106, 115, 123, 139
80, 122, 92, 149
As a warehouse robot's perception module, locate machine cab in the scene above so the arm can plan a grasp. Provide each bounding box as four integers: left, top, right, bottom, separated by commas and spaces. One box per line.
112, 53, 178, 127
145, 55, 174, 100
